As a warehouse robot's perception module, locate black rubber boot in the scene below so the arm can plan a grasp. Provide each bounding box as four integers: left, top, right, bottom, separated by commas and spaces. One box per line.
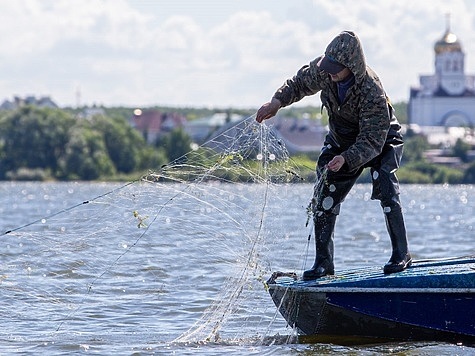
302, 212, 337, 280
383, 208, 412, 274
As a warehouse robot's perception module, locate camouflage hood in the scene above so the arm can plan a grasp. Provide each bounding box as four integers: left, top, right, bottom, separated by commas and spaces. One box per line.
324, 31, 366, 81
272, 30, 402, 171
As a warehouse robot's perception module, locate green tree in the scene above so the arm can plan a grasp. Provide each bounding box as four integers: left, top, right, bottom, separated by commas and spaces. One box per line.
452, 138, 470, 163
138, 146, 168, 172
392, 101, 407, 124
0, 106, 74, 179
59, 124, 115, 180
157, 128, 192, 163
402, 135, 430, 163
0, 106, 171, 180
463, 161, 475, 183
92, 114, 147, 173
400, 161, 463, 184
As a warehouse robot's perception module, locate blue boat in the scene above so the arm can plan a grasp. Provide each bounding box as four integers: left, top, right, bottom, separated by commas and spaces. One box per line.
267, 256, 475, 344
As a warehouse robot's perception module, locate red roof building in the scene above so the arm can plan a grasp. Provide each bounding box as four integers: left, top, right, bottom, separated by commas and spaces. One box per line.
131, 110, 187, 144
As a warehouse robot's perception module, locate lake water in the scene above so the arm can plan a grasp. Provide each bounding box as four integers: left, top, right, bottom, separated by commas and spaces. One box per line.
0, 181, 474, 355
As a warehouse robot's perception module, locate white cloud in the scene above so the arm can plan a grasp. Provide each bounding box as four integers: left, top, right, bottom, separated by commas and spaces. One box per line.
1, 0, 475, 108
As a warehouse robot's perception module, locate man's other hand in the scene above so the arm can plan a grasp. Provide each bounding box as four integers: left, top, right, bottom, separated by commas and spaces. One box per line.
327, 155, 345, 172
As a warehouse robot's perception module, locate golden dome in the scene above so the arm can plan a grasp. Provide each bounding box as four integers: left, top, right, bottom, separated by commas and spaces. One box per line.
434, 15, 462, 54
434, 30, 462, 54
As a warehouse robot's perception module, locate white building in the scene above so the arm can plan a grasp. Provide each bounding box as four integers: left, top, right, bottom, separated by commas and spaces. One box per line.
409, 18, 475, 128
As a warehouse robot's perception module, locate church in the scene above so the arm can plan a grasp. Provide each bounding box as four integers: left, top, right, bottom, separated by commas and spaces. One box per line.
408, 18, 475, 128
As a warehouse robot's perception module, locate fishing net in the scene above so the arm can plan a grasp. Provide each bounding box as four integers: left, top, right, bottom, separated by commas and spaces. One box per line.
0, 114, 315, 349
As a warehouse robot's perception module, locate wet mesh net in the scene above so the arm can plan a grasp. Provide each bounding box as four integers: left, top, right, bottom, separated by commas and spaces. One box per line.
0, 115, 315, 348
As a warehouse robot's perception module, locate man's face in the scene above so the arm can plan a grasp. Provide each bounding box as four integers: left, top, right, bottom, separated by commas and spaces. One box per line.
329, 67, 351, 82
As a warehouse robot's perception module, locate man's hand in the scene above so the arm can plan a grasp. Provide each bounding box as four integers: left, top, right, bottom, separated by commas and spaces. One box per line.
256, 98, 281, 123
327, 155, 345, 172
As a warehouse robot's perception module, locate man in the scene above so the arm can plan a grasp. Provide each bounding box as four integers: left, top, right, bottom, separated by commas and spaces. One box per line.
256, 31, 412, 280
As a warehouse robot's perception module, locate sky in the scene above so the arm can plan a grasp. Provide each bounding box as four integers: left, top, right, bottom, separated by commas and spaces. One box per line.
2, 0, 475, 109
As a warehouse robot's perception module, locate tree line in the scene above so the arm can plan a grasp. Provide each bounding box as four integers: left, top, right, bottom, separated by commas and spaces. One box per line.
1, 105, 475, 183
0, 106, 170, 180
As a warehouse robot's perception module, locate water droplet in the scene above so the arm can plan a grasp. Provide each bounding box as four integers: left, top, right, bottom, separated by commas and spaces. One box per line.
322, 197, 334, 210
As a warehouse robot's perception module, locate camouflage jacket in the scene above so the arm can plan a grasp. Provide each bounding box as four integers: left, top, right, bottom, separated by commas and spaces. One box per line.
273, 31, 402, 171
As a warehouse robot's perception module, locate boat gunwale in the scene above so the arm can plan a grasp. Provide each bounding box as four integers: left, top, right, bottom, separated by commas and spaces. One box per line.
268, 284, 475, 293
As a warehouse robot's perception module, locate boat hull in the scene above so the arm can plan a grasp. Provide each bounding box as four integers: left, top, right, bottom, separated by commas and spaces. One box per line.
270, 287, 475, 344
267, 257, 475, 344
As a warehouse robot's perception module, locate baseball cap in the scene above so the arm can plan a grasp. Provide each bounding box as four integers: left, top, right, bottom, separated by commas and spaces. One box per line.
317, 54, 346, 74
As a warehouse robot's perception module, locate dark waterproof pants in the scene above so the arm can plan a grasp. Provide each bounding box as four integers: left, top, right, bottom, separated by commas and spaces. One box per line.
313, 136, 404, 216
310, 136, 409, 271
